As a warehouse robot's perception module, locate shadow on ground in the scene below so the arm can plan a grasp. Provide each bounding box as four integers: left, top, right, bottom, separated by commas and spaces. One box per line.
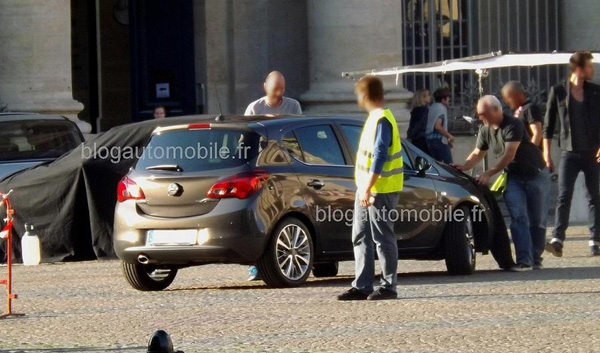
167, 266, 600, 292
5, 347, 144, 353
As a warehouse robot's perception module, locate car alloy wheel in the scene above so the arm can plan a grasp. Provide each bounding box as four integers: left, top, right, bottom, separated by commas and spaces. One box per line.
276, 224, 311, 281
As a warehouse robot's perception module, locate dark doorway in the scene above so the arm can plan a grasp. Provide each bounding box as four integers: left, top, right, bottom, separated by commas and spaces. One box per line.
71, 0, 100, 132
129, 0, 196, 121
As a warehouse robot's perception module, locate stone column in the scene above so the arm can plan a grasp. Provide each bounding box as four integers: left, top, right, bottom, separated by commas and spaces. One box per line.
0, 0, 91, 133
301, 0, 412, 127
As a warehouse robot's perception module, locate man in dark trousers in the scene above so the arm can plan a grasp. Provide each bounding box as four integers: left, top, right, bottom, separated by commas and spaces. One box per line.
453, 96, 549, 270
543, 51, 600, 257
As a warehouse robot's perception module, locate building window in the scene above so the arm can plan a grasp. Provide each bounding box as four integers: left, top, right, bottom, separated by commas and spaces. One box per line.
402, 0, 561, 124
403, 0, 472, 110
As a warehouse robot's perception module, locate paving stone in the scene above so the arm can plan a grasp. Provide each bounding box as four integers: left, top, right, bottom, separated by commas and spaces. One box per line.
0, 237, 598, 352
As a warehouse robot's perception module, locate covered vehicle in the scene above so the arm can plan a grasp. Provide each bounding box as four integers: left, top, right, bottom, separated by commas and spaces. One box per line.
0, 113, 84, 180
113, 115, 515, 290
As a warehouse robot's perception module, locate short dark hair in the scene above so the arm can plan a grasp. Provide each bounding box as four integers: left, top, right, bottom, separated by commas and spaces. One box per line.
502, 81, 526, 95
433, 87, 450, 102
154, 105, 166, 112
569, 51, 594, 72
356, 75, 385, 102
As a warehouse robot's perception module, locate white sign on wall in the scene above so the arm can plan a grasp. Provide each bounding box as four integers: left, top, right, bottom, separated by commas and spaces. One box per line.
156, 83, 170, 99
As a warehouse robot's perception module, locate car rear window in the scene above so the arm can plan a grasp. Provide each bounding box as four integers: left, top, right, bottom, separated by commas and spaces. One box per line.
0, 120, 83, 161
135, 129, 259, 172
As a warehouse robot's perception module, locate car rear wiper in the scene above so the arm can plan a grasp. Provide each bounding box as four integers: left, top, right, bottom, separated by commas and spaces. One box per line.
146, 164, 183, 172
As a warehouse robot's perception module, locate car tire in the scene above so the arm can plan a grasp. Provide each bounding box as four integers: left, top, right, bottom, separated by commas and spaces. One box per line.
257, 217, 314, 288
444, 206, 476, 275
122, 261, 177, 291
312, 262, 339, 278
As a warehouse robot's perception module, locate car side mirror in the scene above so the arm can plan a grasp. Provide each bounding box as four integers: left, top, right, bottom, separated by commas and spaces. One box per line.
415, 156, 431, 175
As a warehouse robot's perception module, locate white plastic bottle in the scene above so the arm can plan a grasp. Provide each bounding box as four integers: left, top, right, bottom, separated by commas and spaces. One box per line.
21, 224, 41, 266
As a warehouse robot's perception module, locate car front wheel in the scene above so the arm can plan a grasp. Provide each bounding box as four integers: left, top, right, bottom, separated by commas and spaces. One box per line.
122, 261, 178, 291
257, 217, 314, 288
444, 206, 476, 275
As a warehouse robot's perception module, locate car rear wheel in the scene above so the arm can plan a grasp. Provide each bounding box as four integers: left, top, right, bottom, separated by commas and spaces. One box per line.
312, 262, 339, 278
122, 261, 178, 291
257, 217, 314, 288
444, 206, 476, 275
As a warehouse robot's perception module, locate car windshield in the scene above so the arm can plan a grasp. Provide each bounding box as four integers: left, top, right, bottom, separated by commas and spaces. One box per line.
135, 128, 260, 172
0, 120, 82, 162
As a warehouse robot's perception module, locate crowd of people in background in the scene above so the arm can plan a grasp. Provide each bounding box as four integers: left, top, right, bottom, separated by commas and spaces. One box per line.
408, 51, 600, 272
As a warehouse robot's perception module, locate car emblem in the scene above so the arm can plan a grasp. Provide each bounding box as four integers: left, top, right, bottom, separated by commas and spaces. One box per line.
167, 183, 182, 197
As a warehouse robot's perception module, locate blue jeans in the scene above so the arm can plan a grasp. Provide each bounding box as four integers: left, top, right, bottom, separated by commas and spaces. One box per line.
504, 169, 550, 266
553, 151, 600, 244
352, 191, 400, 293
427, 139, 453, 164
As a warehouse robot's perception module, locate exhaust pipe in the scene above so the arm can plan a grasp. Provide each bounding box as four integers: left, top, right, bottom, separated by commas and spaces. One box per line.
138, 254, 150, 265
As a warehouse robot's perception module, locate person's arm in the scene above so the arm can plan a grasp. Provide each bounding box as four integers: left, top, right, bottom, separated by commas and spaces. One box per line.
360, 120, 391, 206
295, 101, 303, 115
526, 104, 543, 146
529, 122, 543, 146
543, 86, 558, 172
244, 104, 254, 116
406, 110, 417, 141
453, 148, 487, 171
434, 116, 455, 144
478, 141, 520, 185
452, 126, 487, 171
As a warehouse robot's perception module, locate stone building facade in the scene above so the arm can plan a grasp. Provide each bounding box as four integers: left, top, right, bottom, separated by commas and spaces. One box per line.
0, 0, 599, 133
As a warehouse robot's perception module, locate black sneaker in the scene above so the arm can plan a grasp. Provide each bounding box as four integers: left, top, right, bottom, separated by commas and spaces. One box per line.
367, 287, 397, 301
510, 263, 533, 272
590, 245, 600, 256
533, 262, 544, 270
337, 288, 371, 301
545, 242, 563, 257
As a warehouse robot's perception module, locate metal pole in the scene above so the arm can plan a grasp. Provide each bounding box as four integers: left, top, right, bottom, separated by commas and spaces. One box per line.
477, 70, 489, 172
0, 192, 24, 319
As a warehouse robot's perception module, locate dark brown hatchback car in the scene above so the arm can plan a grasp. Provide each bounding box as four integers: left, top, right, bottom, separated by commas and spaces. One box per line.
114, 115, 509, 291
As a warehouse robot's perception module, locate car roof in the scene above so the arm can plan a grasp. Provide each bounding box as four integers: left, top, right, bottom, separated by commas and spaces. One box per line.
152, 114, 365, 133
0, 112, 70, 122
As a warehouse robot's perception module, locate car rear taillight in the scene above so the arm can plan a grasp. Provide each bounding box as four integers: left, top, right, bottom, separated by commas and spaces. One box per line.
206, 171, 269, 199
117, 176, 146, 202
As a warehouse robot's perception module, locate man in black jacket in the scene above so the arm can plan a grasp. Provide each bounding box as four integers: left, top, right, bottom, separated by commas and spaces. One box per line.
543, 51, 600, 257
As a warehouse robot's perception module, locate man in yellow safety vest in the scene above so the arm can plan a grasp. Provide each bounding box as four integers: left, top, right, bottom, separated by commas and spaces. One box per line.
337, 76, 404, 301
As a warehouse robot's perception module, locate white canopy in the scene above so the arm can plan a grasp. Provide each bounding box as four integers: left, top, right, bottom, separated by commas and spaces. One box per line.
342, 51, 600, 78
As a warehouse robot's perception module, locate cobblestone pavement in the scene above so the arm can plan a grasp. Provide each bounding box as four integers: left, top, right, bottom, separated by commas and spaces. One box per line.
1, 234, 599, 353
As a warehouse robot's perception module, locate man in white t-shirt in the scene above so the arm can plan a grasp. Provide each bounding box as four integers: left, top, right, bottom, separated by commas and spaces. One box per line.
245, 72, 301, 281
245, 71, 302, 116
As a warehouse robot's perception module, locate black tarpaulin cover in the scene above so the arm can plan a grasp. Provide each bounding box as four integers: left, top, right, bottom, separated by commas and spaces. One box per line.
0, 116, 209, 262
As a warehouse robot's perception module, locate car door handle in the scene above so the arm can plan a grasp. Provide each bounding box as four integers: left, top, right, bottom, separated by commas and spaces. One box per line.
307, 179, 325, 189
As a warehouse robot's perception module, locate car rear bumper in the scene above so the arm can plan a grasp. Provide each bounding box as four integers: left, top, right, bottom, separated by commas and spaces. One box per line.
113, 197, 269, 265
121, 245, 247, 265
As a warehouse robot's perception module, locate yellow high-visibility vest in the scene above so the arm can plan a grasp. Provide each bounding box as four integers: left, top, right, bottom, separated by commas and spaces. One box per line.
355, 108, 404, 193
